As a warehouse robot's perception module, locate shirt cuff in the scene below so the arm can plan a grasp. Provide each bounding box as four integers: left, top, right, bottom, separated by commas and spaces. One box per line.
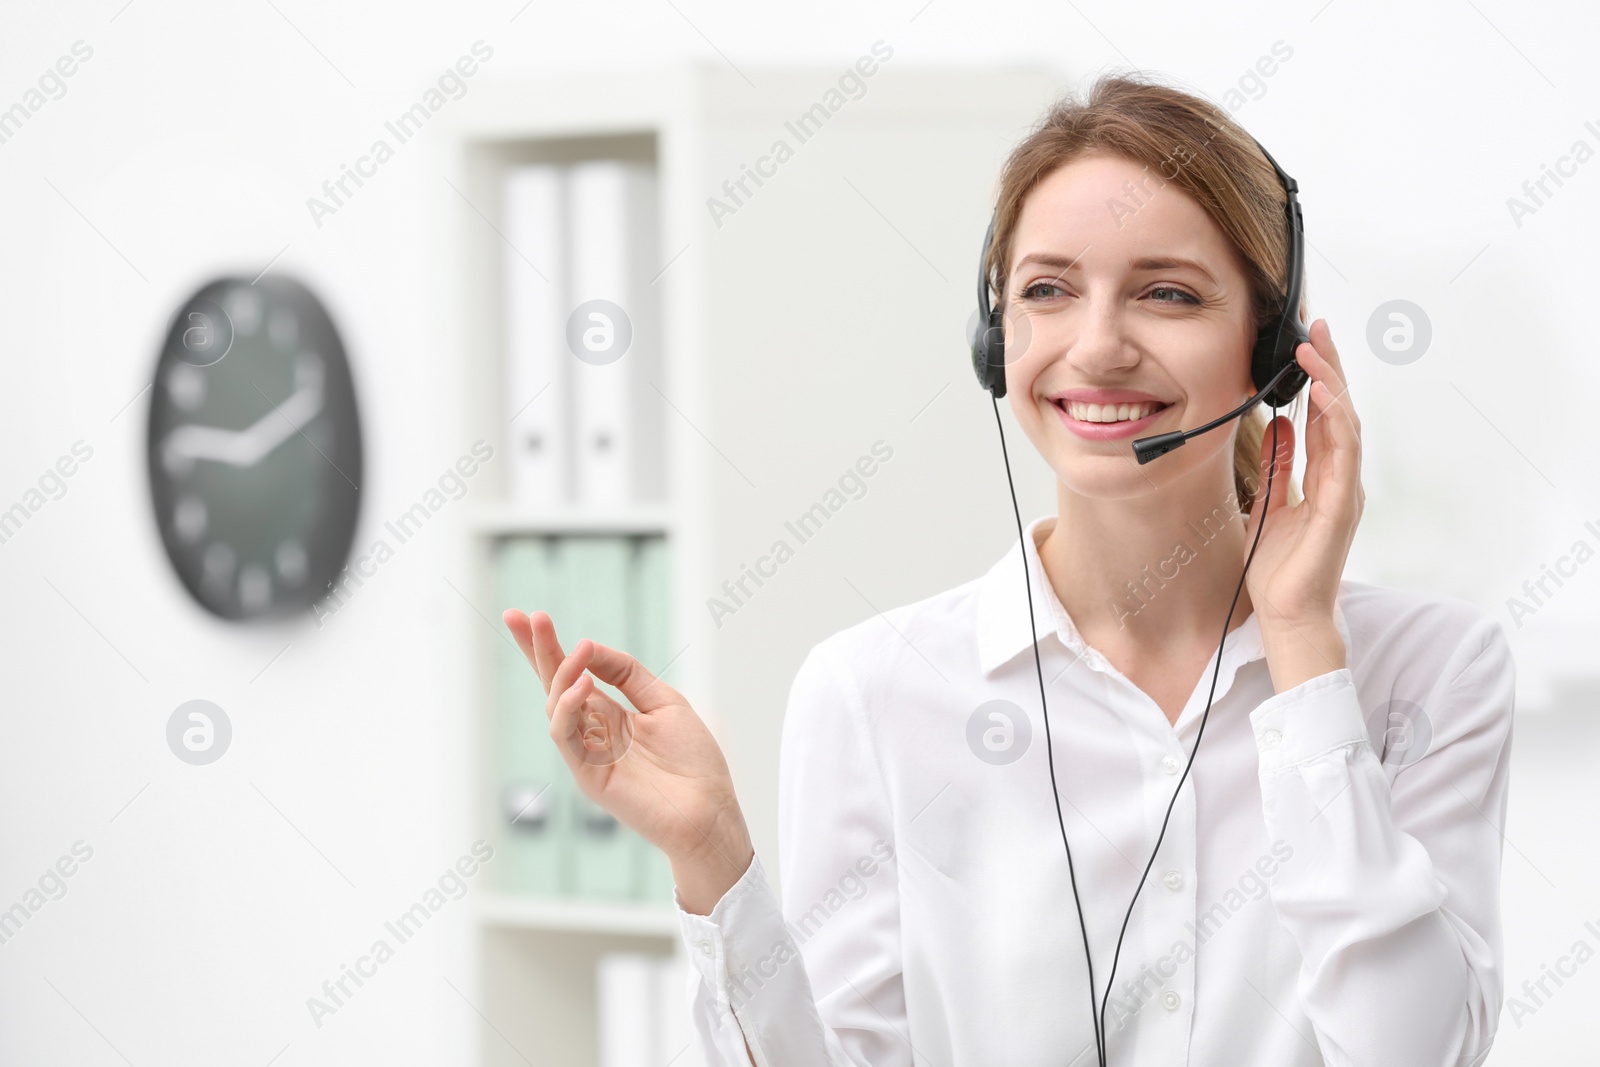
674, 851, 780, 1011
1248, 667, 1369, 774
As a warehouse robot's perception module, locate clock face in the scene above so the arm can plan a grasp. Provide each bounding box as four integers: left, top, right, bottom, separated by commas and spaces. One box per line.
146, 276, 362, 622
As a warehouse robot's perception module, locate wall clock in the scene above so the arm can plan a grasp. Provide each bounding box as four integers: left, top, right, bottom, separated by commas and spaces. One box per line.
146, 275, 362, 621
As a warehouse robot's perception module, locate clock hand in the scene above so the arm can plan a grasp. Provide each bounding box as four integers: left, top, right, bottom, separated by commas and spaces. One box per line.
162, 381, 324, 470
236, 380, 325, 464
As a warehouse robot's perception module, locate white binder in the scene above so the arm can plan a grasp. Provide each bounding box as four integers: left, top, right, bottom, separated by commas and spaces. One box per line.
503, 164, 567, 507
597, 950, 706, 1067
567, 160, 661, 507
597, 951, 657, 1067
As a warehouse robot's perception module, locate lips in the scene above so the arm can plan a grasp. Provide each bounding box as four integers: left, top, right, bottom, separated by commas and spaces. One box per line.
1051, 397, 1173, 441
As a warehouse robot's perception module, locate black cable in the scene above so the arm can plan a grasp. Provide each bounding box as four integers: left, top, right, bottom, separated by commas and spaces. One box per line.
991, 394, 1106, 1067
1096, 411, 1280, 1048
991, 400, 1284, 1066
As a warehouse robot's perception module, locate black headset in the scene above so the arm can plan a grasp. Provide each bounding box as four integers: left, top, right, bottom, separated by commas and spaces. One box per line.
970, 134, 1310, 1066
971, 135, 1309, 445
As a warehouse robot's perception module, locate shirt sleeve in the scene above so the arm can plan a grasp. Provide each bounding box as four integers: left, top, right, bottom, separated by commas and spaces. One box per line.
671, 639, 907, 1067
1248, 612, 1515, 1067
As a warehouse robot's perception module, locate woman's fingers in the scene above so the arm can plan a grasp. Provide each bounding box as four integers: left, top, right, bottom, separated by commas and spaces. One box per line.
503, 609, 540, 671
1291, 321, 1363, 528
501, 609, 569, 696
580, 640, 685, 714
1260, 415, 1295, 510
548, 671, 593, 769
1246, 415, 1294, 541
528, 611, 569, 690
545, 636, 596, 722
501, 611, 680, 725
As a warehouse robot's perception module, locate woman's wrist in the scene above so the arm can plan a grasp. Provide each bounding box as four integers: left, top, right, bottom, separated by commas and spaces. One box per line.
667, 808, 756, 916
1260, 616, 1346, 694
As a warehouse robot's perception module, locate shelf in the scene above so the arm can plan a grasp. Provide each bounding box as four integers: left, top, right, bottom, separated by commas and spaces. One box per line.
469, 501, 675, 537
478, 891, 681, 939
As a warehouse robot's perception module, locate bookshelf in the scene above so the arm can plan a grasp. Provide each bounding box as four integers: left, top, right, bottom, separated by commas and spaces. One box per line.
442, 61, 1065, 1065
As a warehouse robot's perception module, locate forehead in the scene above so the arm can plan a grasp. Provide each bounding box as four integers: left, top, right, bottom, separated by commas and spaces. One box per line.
1009, 152, 1236, 271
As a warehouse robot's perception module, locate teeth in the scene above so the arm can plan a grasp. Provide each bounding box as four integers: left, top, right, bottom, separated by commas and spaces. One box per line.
1063, 400, 1163, 423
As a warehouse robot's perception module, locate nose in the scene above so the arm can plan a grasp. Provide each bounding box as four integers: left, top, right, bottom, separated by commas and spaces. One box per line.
1065, 294, 1140, 378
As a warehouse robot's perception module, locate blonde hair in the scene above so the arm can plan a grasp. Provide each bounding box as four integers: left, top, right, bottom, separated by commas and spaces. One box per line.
987, 73, 1305, 513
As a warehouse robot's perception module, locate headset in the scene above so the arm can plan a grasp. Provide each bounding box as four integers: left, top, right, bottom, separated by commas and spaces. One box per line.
969, 134, 1309, 1066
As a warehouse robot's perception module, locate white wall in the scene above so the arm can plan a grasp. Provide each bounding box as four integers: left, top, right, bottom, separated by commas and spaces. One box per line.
0, 1, 1596, 1064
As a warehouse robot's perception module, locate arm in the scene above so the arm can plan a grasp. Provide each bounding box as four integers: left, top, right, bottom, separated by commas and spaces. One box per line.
1250, 612, 1515, 1066
672, 640, 908, 1067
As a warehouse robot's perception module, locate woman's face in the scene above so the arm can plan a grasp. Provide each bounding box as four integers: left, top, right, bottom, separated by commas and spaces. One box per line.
1002, 151, 1259, 501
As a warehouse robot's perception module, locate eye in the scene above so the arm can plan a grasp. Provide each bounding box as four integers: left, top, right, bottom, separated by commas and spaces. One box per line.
1020, 281, 1066, 301
1147, 285, 1200, 305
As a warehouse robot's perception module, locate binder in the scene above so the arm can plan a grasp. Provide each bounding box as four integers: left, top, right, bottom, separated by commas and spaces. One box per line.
628, 535, 678, 904
597, 951, 704, 1067
492, 537, 568, 896
567, 161, 661, 506
655, 950, 706, 1067
554, 535, 636, 899
503, 165, 567, 507
597, 952, 658, 1067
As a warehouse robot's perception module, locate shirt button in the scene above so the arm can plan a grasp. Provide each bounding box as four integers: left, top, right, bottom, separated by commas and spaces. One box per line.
1162, 990, 1181, 1012
1161, 755, 1181, 775
699, 939, 713, 957
1163, 870, 1183, 891
1260, 729, 1282, 751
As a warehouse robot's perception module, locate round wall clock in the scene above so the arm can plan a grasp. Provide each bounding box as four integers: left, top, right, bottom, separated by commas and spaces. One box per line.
146, 275, 362, 621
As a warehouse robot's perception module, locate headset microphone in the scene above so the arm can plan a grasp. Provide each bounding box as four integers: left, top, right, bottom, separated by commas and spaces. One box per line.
970, 133, 1309, 1067
1130, 359, 1302, 464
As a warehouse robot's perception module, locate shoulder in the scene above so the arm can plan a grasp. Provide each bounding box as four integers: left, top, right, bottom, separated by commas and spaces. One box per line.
1338, 577, 1516, 717
789, 573, 986, 707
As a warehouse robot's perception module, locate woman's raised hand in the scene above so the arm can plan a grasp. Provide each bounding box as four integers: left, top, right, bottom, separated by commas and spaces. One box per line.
1242, 317, 1364, 691
501, 609, 754, 911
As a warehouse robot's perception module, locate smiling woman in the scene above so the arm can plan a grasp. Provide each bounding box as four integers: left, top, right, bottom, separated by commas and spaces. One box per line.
503, 71, 1516, 1067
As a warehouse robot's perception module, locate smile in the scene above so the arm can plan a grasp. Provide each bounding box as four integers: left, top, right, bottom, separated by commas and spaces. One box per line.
1052, 398, 1172, 441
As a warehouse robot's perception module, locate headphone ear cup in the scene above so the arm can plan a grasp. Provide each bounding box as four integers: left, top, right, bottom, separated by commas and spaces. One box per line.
1251, 315, 1311, 409
971, 308, 1007, 398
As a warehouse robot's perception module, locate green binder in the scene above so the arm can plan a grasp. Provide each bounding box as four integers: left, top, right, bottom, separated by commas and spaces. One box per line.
492, 537, 567, 897
553, 535, 636, 900
629, 534, 679, 905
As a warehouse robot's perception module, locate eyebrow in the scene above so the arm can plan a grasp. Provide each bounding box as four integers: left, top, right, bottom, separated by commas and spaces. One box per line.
1013, 251, 1218, 284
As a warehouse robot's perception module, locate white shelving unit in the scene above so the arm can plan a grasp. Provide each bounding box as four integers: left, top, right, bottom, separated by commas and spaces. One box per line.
441, 61, 1066, 1065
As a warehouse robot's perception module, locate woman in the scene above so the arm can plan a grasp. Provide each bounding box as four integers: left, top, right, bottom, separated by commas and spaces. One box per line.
502, 74, 1515, 1066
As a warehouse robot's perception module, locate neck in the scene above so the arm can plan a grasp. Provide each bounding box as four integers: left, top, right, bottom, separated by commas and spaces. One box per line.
1037, 458, 1258, 651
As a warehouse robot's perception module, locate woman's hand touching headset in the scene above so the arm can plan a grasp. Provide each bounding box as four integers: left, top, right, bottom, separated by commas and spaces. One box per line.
1242, 317, 1365, 691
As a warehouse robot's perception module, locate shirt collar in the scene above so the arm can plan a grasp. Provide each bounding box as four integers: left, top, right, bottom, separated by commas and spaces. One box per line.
975, 513, 1352, 678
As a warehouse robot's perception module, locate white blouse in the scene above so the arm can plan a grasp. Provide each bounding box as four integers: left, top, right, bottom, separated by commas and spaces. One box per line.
673, 513, 1515, 1066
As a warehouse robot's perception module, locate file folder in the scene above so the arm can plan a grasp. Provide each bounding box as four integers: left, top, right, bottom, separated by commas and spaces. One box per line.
492, 536, 567, 896
567, 161, 660, 506
554, 535, 636, 899
628, 534, 678, 904
503, 164, 568, 508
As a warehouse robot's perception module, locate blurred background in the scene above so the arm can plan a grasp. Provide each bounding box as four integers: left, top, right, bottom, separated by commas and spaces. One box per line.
1, 1, 1596, 1064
